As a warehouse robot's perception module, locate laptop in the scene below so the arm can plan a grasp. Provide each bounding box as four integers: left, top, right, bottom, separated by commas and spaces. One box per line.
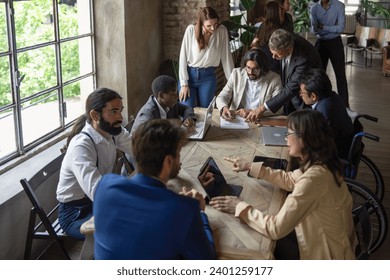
188, 97, 216, 140
261, 126, 288, 146
198, 157, 243, 203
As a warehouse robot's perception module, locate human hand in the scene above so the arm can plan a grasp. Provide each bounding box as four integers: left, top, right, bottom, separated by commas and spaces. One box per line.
209, 195, 242, 214
224, 156, 251, 172
198, 164, 215, 188
235, 109, 252, 118
221, 107, 235, 120
183, 118, 195, 128
179, 85, 190, 102
245, 106, 265, 123
180, 187, 206, 211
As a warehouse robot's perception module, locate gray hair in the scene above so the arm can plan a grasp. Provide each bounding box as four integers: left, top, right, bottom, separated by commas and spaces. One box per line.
268, 29, 294, 51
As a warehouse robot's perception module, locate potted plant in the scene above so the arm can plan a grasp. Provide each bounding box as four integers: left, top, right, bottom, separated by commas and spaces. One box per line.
356, 0, 390, 28
222, 0, 258, 65
291, 0, 311, 36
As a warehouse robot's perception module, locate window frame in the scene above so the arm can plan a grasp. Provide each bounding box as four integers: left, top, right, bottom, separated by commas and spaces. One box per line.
0, 0, 95, 167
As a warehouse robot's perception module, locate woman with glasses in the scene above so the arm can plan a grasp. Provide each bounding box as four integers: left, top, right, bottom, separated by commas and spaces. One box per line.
178, 7, 233, 108
216, 49, 283, 120
209, 109, 357, 259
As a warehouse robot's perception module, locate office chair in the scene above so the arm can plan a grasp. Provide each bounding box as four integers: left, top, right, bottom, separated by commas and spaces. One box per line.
20, 153, 75, 259
345, 178, 388, 259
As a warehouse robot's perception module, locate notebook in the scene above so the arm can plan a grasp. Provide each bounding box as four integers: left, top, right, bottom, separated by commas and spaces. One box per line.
220, 116, 250, 130
198, 157, 243, 203
188, 97, 216, 140
261, 126, 288, 146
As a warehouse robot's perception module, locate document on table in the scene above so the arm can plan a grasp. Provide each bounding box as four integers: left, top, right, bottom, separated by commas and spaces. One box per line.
220, 116, 250, 129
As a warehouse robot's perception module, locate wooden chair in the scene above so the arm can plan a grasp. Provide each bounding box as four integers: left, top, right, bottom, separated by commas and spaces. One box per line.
365, 28, 390, 67
20, 153, 77, 259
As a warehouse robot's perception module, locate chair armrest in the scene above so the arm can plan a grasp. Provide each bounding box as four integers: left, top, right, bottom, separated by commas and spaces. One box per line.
383, 45, 390, 59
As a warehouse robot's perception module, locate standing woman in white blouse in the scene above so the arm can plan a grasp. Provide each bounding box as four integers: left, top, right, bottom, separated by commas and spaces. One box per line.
178, 7, 234, 108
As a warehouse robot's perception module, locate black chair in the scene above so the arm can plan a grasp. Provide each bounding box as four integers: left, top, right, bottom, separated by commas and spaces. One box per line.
343, 114, 385, 201
20, 153, 74, 259
345, 178, 388, 259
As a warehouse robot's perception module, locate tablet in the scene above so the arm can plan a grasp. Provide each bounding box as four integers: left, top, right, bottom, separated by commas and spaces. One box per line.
198, 157, 243, 202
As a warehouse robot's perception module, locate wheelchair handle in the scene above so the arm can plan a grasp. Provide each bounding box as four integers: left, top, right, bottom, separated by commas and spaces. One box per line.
359, 114, 378, 123
363, 132, 380, 142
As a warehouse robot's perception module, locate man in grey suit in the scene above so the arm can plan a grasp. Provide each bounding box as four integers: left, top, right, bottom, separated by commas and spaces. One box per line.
246, 29, 322, 122
131, 75, 196, 135
216, 49, 283, 119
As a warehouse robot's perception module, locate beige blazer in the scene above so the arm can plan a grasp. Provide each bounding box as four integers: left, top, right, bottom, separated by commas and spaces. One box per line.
236, 163, 358, 260
216, 68, 283, 116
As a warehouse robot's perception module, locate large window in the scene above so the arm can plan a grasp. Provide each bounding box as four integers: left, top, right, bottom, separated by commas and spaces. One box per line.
0, 0, 95, 166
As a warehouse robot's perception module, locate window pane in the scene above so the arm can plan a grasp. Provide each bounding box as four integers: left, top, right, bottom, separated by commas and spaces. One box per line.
59, 0, 91, 38
64, 76, 94, 125
14, 0, 54, 49
0, 2, 8, 53
21, 91, 60, 145
0, 55, 12, 107
18, 46, 57, 99
0, 107, 17, 159
61, 36, 93, 82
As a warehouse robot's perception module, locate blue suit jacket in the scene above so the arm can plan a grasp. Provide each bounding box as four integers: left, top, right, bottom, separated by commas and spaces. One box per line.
315, 91, 354, 159
93, 173, 216, 260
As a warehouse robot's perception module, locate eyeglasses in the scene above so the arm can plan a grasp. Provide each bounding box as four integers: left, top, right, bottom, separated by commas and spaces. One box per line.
285, 131, 300, 138
245, 66, 260, 74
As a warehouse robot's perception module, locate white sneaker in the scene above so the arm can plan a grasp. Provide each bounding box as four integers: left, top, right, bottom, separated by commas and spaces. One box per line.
346, 107, 359, 123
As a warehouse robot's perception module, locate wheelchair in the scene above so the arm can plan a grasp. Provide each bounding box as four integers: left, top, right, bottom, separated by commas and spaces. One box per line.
343, 114, 385, 202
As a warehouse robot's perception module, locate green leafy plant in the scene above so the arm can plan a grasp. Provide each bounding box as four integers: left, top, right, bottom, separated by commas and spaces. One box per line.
222, 0, 258, 65
358, 0, 390, 28
291, 0, 311, 34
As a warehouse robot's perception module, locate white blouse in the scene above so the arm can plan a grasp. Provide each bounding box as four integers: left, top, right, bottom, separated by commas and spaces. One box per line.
179, 24, 234, 86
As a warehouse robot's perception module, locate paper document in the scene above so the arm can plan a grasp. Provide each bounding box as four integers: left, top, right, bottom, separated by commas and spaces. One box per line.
220, 116, 250, 129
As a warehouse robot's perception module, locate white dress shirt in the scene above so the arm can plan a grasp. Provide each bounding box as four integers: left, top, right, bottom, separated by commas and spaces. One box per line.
240, 77, 263, 109
56, 122, 132, 203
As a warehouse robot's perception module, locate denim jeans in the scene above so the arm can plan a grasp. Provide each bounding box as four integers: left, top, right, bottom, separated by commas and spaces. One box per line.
58, 197, 93, 240
179, 66, 216, 108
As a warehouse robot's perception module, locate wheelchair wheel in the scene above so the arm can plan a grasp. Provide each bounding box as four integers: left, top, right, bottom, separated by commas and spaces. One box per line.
354, 154, 385, 202
345, 178, 388, 255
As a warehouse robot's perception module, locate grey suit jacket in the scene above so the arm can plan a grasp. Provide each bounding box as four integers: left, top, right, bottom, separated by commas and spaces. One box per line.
131, 96, 195, 135
266, 34, 322, 113
216, 68, 283, 116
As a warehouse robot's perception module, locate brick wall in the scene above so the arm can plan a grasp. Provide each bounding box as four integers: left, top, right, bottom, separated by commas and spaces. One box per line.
162, 0, 231, 93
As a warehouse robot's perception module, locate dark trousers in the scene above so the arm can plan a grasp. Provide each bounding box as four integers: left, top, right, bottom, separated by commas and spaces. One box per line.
315, 36, 349, 107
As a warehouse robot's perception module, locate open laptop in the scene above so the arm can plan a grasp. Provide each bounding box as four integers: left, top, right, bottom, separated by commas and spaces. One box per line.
198, 157, 243, 203
188, 97, 216, 140
261, 126, 288, 146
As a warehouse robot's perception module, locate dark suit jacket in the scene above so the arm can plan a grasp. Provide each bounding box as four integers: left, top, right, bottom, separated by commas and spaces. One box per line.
314, 92, 354, 159
266, 34, 322, 113
93, 173, 216, 260
131, 95, 195, 135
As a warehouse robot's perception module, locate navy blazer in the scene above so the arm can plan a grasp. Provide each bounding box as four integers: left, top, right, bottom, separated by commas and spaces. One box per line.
131, 95, 195, 135
266, 34, 322, 113
93, 173, 216, 260
315, 91, 354, 159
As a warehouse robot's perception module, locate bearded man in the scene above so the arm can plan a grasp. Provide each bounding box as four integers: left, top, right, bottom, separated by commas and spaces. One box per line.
56, 88, 132, 239
216, 48, 283, 120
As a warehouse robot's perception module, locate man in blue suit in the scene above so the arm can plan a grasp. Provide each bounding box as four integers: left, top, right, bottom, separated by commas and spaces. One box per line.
93, 119, 216, 259
299, 68, 353, 159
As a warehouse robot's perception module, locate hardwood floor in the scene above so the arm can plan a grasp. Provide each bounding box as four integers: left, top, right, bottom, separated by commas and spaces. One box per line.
328, 55, 390, 260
